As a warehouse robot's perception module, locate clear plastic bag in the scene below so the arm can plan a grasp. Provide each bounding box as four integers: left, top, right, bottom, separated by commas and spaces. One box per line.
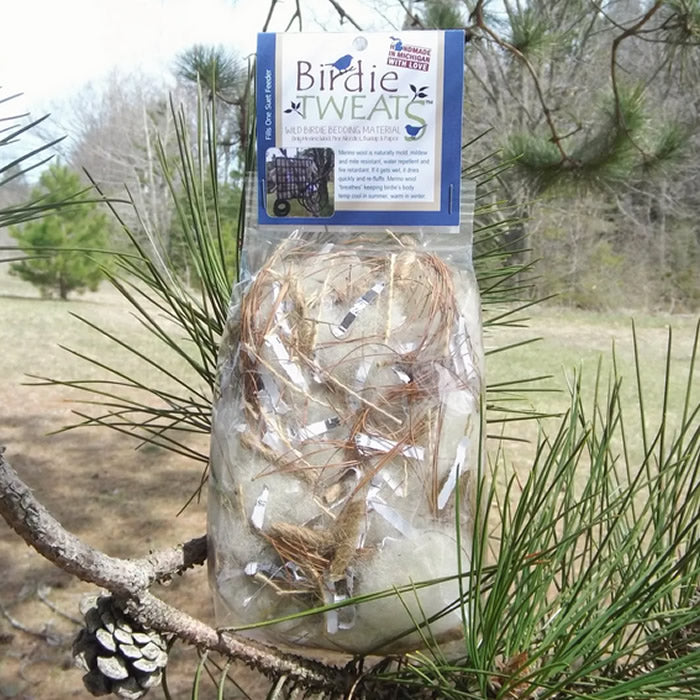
208, 187, 482, 654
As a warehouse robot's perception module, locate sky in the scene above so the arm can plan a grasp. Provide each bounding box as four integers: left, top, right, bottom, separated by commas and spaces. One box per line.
1, 0, 396, 118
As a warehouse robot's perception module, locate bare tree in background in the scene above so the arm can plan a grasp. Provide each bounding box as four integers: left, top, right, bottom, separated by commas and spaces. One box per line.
57, 72, 181, 253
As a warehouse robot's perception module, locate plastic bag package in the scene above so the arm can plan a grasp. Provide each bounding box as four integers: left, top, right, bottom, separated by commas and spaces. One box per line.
209, 201, 483, 654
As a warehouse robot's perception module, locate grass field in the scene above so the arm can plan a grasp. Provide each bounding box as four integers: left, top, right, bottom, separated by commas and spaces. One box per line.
0, 265, 698, 698
484, 305, 699, 474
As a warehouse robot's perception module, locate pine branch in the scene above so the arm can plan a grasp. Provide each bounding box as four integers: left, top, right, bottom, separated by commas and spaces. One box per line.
0, 447, 206, 593
469, 0, 680, 182
470, 0, 574, 167
0, 446, 349, 696
609, 1, 665, 162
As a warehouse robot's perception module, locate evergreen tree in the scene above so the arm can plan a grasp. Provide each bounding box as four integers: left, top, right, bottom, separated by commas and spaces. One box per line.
9, 163, 110, 299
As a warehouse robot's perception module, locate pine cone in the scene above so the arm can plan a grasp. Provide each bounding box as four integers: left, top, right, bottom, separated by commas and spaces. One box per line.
73, 594, 169, 698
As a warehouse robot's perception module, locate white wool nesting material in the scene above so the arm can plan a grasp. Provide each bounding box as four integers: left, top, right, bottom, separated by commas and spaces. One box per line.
209, 238, 483, 654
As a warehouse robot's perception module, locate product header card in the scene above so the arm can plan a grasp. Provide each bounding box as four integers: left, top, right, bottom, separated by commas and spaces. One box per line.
256, 31, 464, 228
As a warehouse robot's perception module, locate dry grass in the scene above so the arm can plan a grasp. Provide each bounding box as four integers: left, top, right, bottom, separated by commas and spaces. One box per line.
484, 304, 699, 475
0, 269, 250, 699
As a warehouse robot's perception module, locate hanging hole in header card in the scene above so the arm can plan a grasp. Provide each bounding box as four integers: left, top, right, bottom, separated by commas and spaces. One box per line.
265, 147, 335, 218
352, 36, 368, 52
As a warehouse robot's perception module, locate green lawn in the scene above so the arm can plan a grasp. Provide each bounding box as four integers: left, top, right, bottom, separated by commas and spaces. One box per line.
484, 304, 699, 482
0, 265, 204, 387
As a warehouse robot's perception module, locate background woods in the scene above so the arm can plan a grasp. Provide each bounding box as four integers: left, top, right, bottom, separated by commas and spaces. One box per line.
423, 0, 700, 310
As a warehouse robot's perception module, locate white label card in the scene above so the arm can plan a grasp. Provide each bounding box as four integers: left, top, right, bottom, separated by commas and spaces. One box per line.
256, 31, 464, 229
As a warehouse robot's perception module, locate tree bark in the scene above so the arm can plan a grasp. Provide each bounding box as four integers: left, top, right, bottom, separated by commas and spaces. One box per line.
0, 446, 353, 697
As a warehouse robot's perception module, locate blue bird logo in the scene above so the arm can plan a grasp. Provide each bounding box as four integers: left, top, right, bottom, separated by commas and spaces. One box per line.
325, 54, 353, 72
404, 123, 427, 140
